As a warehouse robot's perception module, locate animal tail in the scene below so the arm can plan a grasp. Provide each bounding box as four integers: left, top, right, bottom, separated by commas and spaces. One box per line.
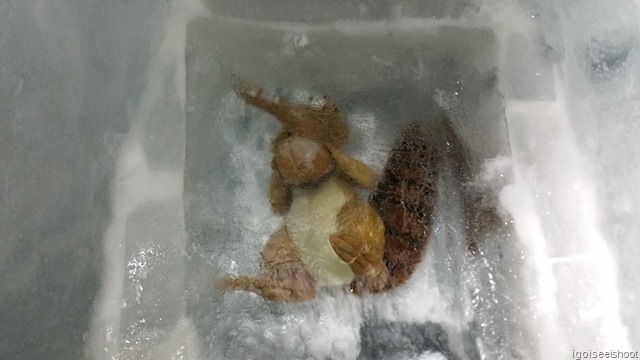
368, 121, 442, 291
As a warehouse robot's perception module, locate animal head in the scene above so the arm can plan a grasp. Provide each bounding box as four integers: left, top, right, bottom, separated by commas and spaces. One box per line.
270, 96, 350, 149
270, 96, 351, 187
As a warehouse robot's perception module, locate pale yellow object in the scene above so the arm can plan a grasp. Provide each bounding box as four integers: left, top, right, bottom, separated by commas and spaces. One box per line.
286, 178, 355, 286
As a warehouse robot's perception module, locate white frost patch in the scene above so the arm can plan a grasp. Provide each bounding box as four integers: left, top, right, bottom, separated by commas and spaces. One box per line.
89, 141, 184, 359
147, 317, 203, 360
414, 352, 449, 360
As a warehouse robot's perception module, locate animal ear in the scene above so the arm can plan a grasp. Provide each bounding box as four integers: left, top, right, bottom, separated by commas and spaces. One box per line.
313, 97, 350, 147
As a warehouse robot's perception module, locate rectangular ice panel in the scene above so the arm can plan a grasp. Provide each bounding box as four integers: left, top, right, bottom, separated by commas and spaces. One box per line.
184, 15, 513, 360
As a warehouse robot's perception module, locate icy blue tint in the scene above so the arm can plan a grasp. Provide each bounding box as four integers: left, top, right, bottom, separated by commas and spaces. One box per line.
1, 0, 640, 359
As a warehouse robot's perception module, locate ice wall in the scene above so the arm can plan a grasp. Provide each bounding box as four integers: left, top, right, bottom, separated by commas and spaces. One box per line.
480, 0, 640, 355
0, 0, 169, 359
530, 0, 640, 346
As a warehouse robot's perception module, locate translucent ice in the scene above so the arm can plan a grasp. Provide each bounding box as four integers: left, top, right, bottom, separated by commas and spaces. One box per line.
2, 0, 640, 359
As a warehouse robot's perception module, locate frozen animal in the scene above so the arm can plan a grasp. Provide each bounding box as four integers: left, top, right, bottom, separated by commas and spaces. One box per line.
217, 81, 441, 302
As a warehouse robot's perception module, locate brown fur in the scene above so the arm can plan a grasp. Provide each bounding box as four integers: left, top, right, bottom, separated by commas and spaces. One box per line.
218, 81, 388, 301
235, 80, 350, 149
366, 123, 440, 292
217, 227, 317, 302
219, 82, 475, 301
332, 196, 388, 290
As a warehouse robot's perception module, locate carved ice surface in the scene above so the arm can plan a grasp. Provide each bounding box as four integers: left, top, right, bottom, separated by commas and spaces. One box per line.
1, 0, 640, 359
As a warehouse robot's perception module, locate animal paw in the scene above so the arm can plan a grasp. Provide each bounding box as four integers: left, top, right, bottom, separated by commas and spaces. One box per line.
350, 267, 388, 295
216, 272, 316, 303
331, 233, 388, 280
329, 233, 366, 265
233, 78, 263, 102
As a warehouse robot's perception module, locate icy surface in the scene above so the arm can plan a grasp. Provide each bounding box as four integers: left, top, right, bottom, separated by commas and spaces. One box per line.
0, 0, 166, 359
2, 0, 640, 359
529, 0, 640, 348
184, 10, 515, 360
88, 1, 208, 359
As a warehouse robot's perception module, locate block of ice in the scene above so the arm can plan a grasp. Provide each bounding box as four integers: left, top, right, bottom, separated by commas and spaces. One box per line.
3, 0, 639, 359
184, 12, 517, 359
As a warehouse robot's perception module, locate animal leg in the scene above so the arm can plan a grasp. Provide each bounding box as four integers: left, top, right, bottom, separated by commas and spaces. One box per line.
234, 80, 294, 119
268, 158, 292, 214
234, 80, 324, 138
330, 198, 388, 293
217, 227, 317, 303
328, 145, 379, 190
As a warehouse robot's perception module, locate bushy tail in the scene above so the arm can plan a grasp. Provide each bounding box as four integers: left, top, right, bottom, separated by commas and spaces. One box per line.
369, 122, 441, 291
